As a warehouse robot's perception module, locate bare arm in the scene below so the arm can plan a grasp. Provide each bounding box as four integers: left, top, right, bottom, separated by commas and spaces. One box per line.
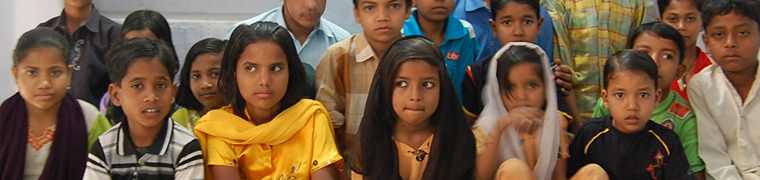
210, 165, 240, 180
312, 164, 339, 180
475, 107, 544, 180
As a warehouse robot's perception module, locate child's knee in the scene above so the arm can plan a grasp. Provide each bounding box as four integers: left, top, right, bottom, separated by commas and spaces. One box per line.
495, 158, 536, 180
570, 163, 608, 180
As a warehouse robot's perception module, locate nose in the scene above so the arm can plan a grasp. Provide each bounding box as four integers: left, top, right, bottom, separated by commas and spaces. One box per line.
625, 96, 639, 111
409, 85, 423, 102
144, 87, 160, 102
38, 78, 51, 89
377, 7, 390, 22
303, 0, 318, 11
513, 24, 525, 37
201, 78, 213, 89
725, 33, 738, 49
676, 20, 686, 31
258, 70, 272, 87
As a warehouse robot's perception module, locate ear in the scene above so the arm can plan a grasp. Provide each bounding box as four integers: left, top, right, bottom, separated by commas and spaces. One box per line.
172, 82, 179, 104
67, 65, 74, 81
405, 6, 412, 20
536, 17, 544, 35
11, 66, 18, 82
489, 19, 498, 38
657, 16, 662, 22
354, 7, 361, 23
109, 84, 122, 107
601, 89, 610, 109
654, 88, 663, 105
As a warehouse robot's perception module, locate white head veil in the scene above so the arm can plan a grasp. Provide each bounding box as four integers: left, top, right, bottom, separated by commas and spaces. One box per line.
474, 42, 560, 180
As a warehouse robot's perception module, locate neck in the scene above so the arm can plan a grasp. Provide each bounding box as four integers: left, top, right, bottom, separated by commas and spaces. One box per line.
724, 64, 758, 102
366, 35, 397, 58
683, 45, 699, 69
64, 4, 93, 35
416, 13, 447, 45
127, 119, 163, 148
26, 102, 62, 128
246, 104, 278, 126
658, 87, 670, 104
200, 107, 211, 116
394, 121, 435, 149
282, 6, 314, 44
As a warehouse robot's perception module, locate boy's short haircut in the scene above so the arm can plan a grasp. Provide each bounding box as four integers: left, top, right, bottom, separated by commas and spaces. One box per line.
628, 22, 686, 64
603, 49, 659, 89
352, 0, 412, 9
106, 38, 179, 87
701, 0, 760, 30
657, 0, 704, 17
490, 0, 541, 20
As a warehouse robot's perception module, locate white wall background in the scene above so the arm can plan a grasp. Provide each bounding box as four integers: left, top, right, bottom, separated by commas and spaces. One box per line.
1, 0, 361, 100
0, 0, 64, 100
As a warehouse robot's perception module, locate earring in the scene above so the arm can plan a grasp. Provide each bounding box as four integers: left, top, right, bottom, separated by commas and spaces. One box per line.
67, 83, 71, 90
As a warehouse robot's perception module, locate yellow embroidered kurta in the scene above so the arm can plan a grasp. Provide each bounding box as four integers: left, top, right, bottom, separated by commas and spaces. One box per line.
194, 99, 343, 180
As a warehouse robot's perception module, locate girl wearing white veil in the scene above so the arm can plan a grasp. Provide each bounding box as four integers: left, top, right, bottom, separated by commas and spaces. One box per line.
473, 42, 571, 180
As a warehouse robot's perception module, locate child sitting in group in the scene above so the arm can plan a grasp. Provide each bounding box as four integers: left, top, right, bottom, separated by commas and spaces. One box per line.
194, 22, 342, 180
688, 0, 760, 178
84, 38, 204, 179
569, 49, 695, 180
592, 22, 704, 179
350, 35, 476, 180
315, 0, 412, 158
657, 0, 711, 102
402, 0, 479, 98
473, 42, 590, 180
0, 27, 111, 180
173, 38, 227, 130
460, 0, 579, 128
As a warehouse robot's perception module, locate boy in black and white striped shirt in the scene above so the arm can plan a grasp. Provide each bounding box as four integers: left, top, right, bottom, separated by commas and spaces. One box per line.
84, 38, 204, 180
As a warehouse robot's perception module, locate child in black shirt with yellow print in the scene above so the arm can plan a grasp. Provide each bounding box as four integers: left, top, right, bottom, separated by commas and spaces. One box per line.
567, 50, 695, 180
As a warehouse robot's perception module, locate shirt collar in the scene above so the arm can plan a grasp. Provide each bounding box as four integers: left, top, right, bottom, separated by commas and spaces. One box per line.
406, 10, 468, 41
274, 6, 334, 38
53, 5, 104, 33
460, 0, 488, 12
118, 117, 173, 156
354, 33, 379, 63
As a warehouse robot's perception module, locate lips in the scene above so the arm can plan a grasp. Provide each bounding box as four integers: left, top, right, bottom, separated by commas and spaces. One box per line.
35, 93, 54, 100
302, 14, 318, 21
624, 115, 640, 124
255, 90, 273, 98
376, 26, 392, 33
431, 6, 448, 12
198, 92, 218, 98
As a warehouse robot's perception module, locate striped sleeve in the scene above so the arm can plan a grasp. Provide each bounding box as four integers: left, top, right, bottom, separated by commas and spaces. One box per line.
175, 139, 204, 180
84, 140, 111, 180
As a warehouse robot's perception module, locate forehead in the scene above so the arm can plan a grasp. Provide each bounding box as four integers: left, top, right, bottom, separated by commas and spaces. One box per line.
496, 2, 537, 17
19, 47, 67, 67
237, 41, 287, 64
663, 0, 699, 13
357, 0, 401, 5
607, 70, 656, 89
191, 53, 222, 69
633, 33, 679, 51
706, 11, 760, 31
125, 57, 171, 78
395, 59, 438, 77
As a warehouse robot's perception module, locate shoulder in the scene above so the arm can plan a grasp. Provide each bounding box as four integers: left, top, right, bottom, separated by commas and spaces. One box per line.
320, 18, 352, 40
96, 122, 123, 146
97, 14, 122, 29
78, 100, 101, 129
38, 16, 61, 28
577, 116, 611, 137
649, 121, 681, 143
458, 19, 477, 39
170, 120, 199, 144
324, 35, 359, 55
667, 94, 694, 120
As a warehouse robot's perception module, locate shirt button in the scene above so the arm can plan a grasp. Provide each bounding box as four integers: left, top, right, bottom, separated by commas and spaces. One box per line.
139, 161, 145, 166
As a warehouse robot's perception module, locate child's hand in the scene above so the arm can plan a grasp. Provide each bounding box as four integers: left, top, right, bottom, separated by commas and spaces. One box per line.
496, 106, 545, 134
553, 59, 574, 96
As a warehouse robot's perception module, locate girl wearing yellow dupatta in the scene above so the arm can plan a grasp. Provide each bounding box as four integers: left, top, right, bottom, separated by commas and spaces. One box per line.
193, 22, 343, 180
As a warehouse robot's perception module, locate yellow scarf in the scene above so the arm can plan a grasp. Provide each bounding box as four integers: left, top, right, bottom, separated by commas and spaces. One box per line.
194, 99, 328, 146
